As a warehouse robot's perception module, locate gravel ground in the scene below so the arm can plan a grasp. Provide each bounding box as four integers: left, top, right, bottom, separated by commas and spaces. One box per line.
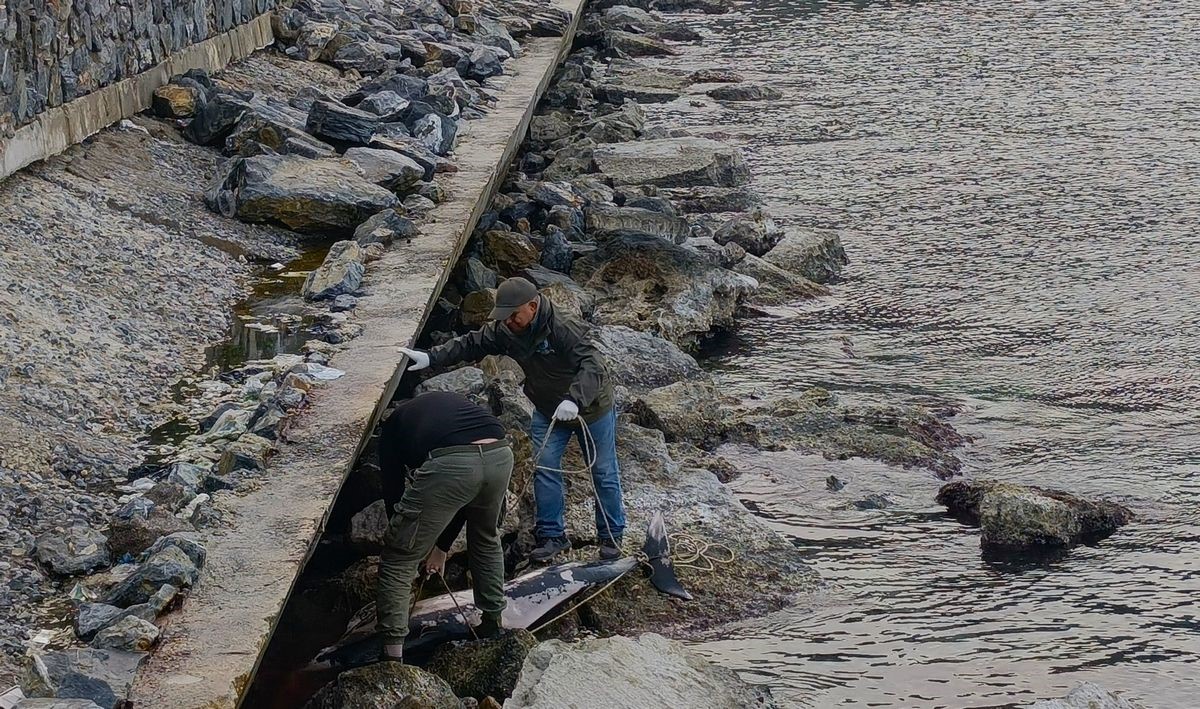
0, 52, 358, 685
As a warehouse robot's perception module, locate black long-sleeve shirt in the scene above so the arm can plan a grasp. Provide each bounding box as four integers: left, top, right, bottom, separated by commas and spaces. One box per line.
378, 391, 505, 552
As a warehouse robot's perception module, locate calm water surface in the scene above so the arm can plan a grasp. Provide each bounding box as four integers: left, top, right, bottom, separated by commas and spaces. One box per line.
643, 0, 1200, 705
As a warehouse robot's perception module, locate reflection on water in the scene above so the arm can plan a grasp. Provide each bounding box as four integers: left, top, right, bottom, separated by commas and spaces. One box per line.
644, 0, 1200, 705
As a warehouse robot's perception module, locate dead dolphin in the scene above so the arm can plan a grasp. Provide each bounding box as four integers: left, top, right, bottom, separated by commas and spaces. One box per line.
311, 511, 689, 668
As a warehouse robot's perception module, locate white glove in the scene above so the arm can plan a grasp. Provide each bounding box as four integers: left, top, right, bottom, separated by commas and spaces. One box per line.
398, 347, 430, 371
553, 399, 579, 421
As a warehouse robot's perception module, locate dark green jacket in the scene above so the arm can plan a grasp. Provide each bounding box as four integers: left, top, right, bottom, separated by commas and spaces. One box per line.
428, 296, 614, 422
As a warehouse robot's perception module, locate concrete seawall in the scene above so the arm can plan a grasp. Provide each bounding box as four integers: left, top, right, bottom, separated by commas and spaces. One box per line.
128, 1, 585, 705
0, 13, 274, 181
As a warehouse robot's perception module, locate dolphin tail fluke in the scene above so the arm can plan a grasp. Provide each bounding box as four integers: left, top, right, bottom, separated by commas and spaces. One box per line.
642, 511, 693, 601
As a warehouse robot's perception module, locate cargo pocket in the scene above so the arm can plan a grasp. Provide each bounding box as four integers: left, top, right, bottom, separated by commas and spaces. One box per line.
384, 509, 422, 552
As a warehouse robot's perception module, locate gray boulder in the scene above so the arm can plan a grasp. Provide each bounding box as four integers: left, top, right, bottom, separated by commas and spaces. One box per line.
585, 203, 691, 243
183, 93, 250, 146
354, 209, 419, 247
410, 111, 458, 156
90, 616, 160, 652
142, 533, 206, 570
602, 30, 680, 57
212, 155, 399, 235
459, 46, 505, 81
733, 253, 828, 305
295, 21, 337, 61
572, 232, 756, 347
14, 699, 105, 708
22, 648, 146, 709
35, 526, 110, 576
358, 91, 411, 120
303, 662, 463, 709
303, 241, 365, 301
342, 148, 425, 192
628, 380, 729, 445
349, 500, 389, 548
217, 433, 274, 475
593, 138, 749, 188
107, 508, 193, 559
713, 208, 783, 256
306, 100, 380, 146
762, 229, 849, 284
415, 367, 488, 405
591, 325, 704, 393
1027, 682, 1143, 709
463, 257, 498, 293
659, 186, 760, 214
538, 227, 573, 274
102, 546, 199, 608
707, 83, 783, 101
937, 480, 1134, 552
483, 231, 539, 276
426, 630, 537, 700
506, 634, 777, 709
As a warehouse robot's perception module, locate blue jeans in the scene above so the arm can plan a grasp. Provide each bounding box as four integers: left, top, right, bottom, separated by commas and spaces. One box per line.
530, 407, 626, 542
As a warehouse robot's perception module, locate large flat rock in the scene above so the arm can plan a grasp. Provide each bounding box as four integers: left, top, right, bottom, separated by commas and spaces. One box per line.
592, 137, 750, 188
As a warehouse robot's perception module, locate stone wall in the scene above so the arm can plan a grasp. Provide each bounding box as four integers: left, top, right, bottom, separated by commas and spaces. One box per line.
0, 0, 275, 139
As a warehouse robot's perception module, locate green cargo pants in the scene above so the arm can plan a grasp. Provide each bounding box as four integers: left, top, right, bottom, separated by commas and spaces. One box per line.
376, 439, 513, 644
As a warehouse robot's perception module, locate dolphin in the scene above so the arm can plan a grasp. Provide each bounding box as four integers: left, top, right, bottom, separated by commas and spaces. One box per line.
311, 511, 689, 668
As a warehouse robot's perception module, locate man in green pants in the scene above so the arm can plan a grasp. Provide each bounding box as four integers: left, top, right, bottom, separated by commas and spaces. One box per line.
375, 390, 513, 663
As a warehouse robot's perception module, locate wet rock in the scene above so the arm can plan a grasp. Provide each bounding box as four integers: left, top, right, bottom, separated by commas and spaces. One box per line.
593, 138, 749, 188
603, 30, 680, 57
307, 100, 381, 146
199, 401, 239, 432
689, 68, 744, 83
35, 526, 110, 576
331, 41, 399, 74
572, 232, 756, 347
624, 195, 676, 216
102, 546, 198, 608
217, 434, 274, 475
303, 662, 463, 709
707, 83, 783, 101
152, 84, 202, 118
628, 380, 727, 445
538, 227, 573, 274
350, 500, 389, 548
730, 390, 965, 477
463, 257, 498, 293
354, 209, 419, 246
183, 93, 250, 145
544, 205, 585, 238
482, 231, 539, 276
518, 265, 595, 319
585, 203, 691, 243
426, 630, 537, 700
21, 648, 145, 709
144, 482, 192, 513
143, 533, 206, 570
762, 229, 849, 284
525, 181, 581, 209
416, 367, 488, 405
688, 237, 746, 269
271, 8, 307, 42
506, 634, 777, 709
591, 325, 704, 392
343, 148, 425, 192
224, 109, 339, 159
733, 253, 828, 305
410, 111, 458, 156
214, 154, 399, 234
166, 463, 206, 492
937, 480, 1134, 552
593, 6, 701, 42
653, 0, 732, 12
848, 494, 895, 510
14, 698, 105, 708
826, 475, 846, 492
206, 406, 252, 439
296, 21, 338, 61
107, 508, 193, 559
1027, 682, 1144, 709
713, 208, 783, 256
75, 603, 126, 640
90, 616, 159, 652
358, 91, 412, 121
658, 185, 760, 214
332, 295, 359, 312
461, 289, 497, 328
537, 281, 588, 321
459, 46, 505, 81
304, 241, 366, 301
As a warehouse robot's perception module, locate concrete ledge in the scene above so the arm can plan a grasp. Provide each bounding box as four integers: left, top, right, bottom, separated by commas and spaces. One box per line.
0, 14, 274, 181
128, 1, 585, 706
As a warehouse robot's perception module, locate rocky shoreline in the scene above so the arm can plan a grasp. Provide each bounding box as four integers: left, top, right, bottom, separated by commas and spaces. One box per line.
4, 0, 1137, 706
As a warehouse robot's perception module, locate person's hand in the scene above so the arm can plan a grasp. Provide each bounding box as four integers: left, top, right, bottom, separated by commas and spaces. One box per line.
553, 399, 579, 421
423, 547, 447, 576
398, 347, 430, 371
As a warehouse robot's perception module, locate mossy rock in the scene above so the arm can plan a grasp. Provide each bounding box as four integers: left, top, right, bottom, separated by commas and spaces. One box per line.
304, 663, 463, 709
425, 630, 538, 700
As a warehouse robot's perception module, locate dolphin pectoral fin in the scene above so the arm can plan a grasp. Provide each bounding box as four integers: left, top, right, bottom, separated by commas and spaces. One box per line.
642, 511, 693, 601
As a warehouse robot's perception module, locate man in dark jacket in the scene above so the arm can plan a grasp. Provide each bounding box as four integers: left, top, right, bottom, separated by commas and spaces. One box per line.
399, 276, 626, 562
375, 391, 512, 663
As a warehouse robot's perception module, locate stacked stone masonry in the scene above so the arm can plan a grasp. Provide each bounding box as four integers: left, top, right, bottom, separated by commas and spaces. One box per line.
0, 0, 275, 138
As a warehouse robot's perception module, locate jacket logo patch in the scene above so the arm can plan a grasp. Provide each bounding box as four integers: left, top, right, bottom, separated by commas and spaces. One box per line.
535, 340, 555, 355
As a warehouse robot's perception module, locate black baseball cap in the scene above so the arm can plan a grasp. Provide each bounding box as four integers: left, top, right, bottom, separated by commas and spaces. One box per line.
488, 277, 539, 320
